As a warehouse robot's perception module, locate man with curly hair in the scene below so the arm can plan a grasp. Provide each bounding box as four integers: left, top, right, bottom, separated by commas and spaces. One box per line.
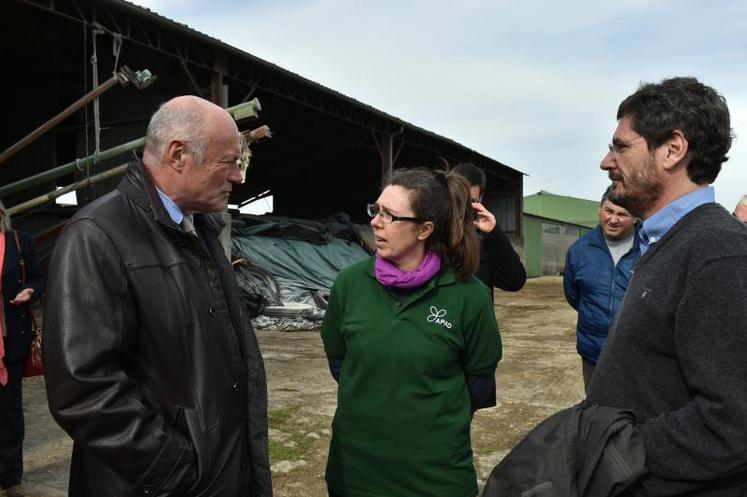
590, 77, 747, 496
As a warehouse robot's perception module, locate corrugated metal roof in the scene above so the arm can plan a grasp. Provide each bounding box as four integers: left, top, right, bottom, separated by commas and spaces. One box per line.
523, 190, 599, 228
116, 0, 522, 176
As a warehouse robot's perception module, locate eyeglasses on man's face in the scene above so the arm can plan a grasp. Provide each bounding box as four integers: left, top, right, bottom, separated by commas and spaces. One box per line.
215, 158, 242, 170
608, 135, 645, 156
366, 203, 424, 224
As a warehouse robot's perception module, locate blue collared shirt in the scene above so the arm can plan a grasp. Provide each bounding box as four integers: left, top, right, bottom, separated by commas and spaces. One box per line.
155, 187, 185, 225
639, 186, 715, 255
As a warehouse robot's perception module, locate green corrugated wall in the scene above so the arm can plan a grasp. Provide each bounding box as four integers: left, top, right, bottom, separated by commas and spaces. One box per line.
522, 191, 605, 277
523, 216, 544, 278
524, 190, 600, 228
523, 216, 593, 278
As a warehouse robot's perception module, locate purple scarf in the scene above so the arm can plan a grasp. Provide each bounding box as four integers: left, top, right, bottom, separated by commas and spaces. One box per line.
375, 250, 442, 289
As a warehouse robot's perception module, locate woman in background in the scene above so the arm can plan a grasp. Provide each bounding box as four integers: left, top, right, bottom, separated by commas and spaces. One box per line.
0, 200, 45, 497
321, 168, 502, 497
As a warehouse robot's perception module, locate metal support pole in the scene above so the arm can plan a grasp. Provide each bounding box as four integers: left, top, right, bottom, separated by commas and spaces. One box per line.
382, 133, 393, 181
211, 52, 228, 106
378, 127, 403, 184
91, 24, 104, 155
515, 181, 524, 238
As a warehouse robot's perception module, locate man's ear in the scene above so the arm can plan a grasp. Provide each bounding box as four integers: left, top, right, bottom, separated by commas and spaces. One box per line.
165, 140, 188, 172
417, 221, 435, 241
661, 129, 689, 171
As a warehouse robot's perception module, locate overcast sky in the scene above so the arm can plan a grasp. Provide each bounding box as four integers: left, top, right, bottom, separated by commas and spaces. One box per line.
132, 0, 747, 211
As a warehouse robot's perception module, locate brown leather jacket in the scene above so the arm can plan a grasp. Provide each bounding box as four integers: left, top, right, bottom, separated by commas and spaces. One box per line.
43, 159, 271, 497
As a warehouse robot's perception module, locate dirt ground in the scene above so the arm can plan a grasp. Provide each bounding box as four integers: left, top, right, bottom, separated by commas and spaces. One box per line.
20, 276, 583, 496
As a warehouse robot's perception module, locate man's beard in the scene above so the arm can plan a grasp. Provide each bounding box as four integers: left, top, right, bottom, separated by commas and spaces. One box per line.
608, 160, 661, 219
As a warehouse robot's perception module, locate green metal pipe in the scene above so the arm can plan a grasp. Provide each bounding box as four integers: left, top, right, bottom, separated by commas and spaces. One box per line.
7, 164, 129, 216
0, 137, 145, 199
0, 97, 262, 200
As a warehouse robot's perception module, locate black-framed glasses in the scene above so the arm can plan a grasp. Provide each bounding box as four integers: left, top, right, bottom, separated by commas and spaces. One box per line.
366, 203, 424, 224
608, 136, 644, 155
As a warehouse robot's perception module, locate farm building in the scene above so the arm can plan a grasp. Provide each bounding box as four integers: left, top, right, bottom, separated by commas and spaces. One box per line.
523, 190, 601, 277
1, 0, 525, 267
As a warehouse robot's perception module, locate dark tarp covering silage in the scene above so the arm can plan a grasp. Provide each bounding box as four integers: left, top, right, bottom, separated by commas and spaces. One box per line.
231, 213, 370, 309
232, 260, 283, 318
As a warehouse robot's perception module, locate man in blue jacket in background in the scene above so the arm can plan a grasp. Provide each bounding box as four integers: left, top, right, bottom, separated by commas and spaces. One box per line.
563, 187, 638, 392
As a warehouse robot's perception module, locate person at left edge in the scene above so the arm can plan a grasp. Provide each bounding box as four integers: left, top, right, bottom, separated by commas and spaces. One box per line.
0, 199, 45, 497
322, 168, 502, 497
42, 96, 271, 497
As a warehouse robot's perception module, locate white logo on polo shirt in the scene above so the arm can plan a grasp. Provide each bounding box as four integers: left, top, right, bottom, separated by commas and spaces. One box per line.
427, 306, 452, 329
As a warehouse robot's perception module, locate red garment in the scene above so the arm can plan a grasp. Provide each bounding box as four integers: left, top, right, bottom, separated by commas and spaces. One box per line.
0, 231, 8, 385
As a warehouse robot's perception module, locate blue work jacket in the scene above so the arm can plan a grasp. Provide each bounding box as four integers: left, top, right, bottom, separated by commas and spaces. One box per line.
563, 225, 639, 363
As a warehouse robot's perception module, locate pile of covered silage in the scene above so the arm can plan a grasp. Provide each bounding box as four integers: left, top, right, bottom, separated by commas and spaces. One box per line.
231, 213, 370, 331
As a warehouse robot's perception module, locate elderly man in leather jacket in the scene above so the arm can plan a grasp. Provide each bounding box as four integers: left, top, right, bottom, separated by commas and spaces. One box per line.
43, 96, 272, 497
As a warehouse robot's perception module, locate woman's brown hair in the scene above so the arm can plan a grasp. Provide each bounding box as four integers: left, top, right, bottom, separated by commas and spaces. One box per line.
385, 168, 480, 279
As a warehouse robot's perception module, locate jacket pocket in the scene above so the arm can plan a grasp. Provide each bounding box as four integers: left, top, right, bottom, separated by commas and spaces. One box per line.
175, 406, 212, 494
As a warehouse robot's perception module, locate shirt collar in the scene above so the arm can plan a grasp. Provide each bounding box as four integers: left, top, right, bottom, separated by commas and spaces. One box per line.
639, 186, 714, 254
155, 187, 185, 225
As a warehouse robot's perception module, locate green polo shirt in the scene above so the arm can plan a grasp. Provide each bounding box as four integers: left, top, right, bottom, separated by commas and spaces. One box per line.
321, 257, 501, 497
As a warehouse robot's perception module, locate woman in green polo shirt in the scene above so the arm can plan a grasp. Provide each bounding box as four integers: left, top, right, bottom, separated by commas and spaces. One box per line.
321, 168, 502, 497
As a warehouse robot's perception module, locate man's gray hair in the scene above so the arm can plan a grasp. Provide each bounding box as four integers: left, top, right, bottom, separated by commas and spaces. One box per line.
144, 101, 208, 163
0, 199, 11, 233
739, 195, 747, 207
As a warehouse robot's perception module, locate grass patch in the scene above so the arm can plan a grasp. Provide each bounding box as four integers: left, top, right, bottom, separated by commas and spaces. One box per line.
268, 406, 297, 427
268, 405, 318, 464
